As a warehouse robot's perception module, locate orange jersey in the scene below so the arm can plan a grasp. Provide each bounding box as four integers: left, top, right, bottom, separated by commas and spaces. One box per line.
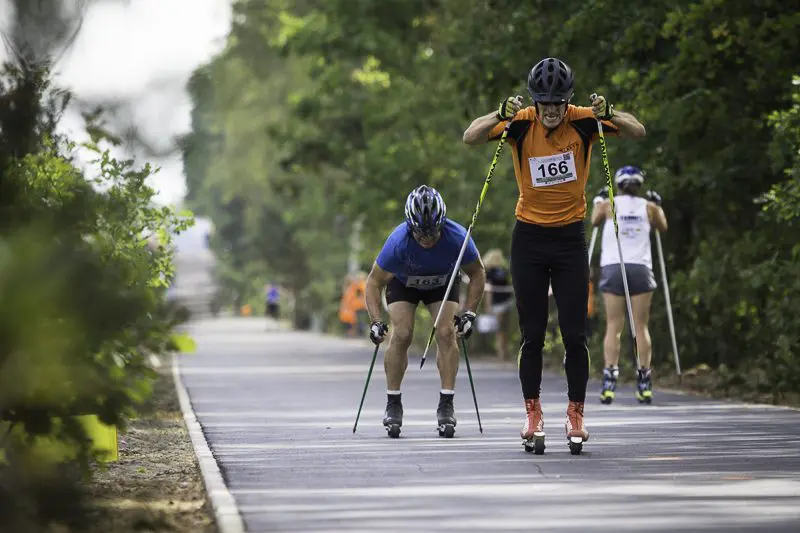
489, 105, 618, 227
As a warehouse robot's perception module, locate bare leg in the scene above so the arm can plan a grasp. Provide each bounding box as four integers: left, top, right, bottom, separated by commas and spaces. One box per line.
631, 292, 654, 369
384, 302, 416, 390
426, 300, 461, 390
495, 310, 509, 360
602, 293, 627, 367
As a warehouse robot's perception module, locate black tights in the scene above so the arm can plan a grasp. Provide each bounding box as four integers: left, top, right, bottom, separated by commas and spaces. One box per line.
511, 220, 589, 402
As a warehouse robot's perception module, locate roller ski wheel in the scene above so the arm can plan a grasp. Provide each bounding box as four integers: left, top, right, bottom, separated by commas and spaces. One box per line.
438, 423, 456, 438
436, 393, 456, 439
636, 393, 653, 405
568, 436, 584, 455
385, 424, 402, 439
383, 394, 403, 439
523, 435, 546, 455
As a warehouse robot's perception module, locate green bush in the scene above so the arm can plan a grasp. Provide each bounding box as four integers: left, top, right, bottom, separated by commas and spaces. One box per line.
0, 58, 192, 530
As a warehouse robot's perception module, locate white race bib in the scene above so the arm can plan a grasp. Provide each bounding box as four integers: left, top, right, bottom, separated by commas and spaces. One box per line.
528, 151, 578, 187
405, 274, 448, 290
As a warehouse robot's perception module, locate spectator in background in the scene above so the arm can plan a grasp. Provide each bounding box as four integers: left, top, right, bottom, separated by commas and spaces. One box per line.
265, 283, 280, 320
482, 248, 513, 360
338, 272, 368, 336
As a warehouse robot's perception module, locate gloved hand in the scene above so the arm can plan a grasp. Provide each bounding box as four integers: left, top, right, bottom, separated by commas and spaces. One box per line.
593, 186, 609, 205
369, 321, 388, 345
496, 95, 523, 121
645, 190, 662, 205
453, 311, 477, 339
590, 93, 614, 121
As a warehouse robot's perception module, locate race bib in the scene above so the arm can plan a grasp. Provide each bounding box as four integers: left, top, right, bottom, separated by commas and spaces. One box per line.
405, 274, 448, 290
528, 151, 578, 187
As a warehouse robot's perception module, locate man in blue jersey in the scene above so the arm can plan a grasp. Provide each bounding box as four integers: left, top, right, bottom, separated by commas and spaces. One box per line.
365, 185, 486, 438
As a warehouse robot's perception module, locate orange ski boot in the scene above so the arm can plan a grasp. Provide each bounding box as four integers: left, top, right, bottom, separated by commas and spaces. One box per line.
565, 401, 589, 455
521, 398, 545, 455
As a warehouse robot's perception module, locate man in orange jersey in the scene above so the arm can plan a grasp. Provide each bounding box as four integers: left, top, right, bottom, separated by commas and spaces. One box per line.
462, 57, 645, 454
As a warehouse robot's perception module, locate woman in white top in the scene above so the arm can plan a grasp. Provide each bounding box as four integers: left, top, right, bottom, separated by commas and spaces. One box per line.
591, 166, 667, 404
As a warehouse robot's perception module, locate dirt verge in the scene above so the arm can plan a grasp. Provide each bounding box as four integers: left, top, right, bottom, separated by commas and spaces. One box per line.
84, 358, 219, 533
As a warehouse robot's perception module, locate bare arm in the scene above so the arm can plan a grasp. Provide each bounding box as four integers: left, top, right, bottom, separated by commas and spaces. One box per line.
365, 262, 394, 322
648, 202, 668, 232
591, 200, 609, 226
463, 111, 503, 145
610, 109, 646, 139
460, 258, 486, 313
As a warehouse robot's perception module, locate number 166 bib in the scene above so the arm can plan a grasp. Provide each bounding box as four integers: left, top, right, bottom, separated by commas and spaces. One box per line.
528, 151, 578, 188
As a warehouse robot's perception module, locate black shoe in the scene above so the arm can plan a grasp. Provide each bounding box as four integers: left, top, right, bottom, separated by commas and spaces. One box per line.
437, 393, 456, 438
383, 394, 403, 437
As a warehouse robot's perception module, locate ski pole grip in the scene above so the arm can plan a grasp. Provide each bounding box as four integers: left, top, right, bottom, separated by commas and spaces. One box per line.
590, 92, 598, 102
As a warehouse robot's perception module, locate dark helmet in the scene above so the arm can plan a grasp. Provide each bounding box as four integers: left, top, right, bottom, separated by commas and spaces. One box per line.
527, 57, 574, 103
404, 185, 447, 236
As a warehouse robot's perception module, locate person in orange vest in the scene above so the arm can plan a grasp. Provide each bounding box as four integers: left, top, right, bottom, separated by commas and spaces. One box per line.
338, 272, 368, 336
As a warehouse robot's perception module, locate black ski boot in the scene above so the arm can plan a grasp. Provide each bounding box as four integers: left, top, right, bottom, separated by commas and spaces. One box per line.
635, 368, 653, 404
437, 393, 456, 438
383, 394, 403, 438
600, 366, 618, 404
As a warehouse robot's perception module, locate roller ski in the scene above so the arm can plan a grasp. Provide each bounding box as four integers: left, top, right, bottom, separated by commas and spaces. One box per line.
436, 393, 456, 438
599, 366, 618, 404
565, 401, 589, 455
521, 398, 545, 455
635, 368, 653, 404
383, 394, 403, 438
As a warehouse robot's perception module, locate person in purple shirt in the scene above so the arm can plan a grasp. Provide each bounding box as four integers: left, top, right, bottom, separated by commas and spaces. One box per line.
265, 283, 280, 319
365, 185, 486, 438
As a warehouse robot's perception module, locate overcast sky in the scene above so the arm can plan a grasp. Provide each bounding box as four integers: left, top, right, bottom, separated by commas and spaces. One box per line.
0, 0, 233, 207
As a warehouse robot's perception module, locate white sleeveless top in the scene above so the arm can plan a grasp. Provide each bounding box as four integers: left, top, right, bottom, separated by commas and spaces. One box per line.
599, 195, 652, 269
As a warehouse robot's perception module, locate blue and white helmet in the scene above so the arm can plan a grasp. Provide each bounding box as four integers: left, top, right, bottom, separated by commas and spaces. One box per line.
614, 165, 645, 186
404, 185, 447, 236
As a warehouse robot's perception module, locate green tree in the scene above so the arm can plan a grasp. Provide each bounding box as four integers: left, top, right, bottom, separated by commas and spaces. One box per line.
185, 0, 800, 401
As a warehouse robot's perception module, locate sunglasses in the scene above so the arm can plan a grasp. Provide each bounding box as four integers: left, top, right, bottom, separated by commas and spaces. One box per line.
413, 229, 441, 241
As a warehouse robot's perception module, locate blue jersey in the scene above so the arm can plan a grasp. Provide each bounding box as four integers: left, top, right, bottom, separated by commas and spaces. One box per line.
376, 219, 479, 290
266, 286, 279, 303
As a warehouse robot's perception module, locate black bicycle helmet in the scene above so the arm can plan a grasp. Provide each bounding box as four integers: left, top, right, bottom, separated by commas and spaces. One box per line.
527, 57, 574, 103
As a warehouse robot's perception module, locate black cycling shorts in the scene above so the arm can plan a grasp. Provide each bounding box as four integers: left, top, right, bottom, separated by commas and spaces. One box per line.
385, 276, 460, 306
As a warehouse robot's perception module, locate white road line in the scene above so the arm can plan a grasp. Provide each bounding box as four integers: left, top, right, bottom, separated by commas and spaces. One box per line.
172, 355, 247, 533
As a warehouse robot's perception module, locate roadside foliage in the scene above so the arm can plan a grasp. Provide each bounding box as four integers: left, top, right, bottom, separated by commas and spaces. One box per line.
183, 0, 800, 402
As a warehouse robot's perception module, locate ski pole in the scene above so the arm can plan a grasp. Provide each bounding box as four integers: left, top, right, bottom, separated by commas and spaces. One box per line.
460, 337, 483, 433
591, 93, 641, 371
654, 230, 681, 379
353, 344, 380, 433
420, 118, 513, 369
587, 225, 599, 263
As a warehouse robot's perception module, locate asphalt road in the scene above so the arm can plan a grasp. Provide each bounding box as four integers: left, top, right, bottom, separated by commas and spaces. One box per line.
177, 317, 800, 533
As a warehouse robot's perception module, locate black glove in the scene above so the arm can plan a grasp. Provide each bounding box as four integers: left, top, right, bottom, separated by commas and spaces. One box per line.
453, 311, 477, 339
645, 190, 662, 205
369, 321, 388, 345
